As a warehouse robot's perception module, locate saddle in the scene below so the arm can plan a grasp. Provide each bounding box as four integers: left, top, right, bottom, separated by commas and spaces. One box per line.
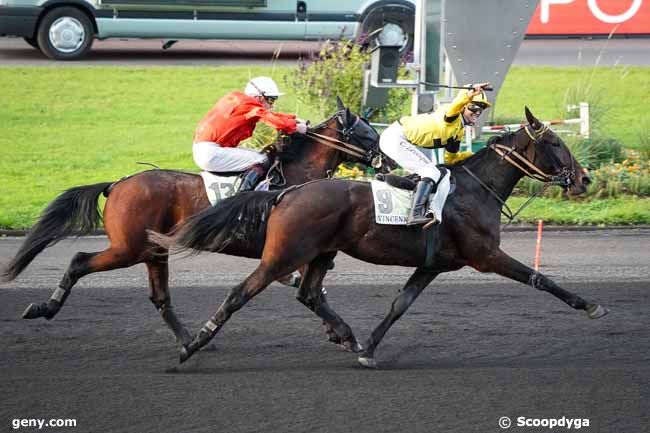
375, 168, 455, 193
375, 173, 418, 190
208, 158, 284, 190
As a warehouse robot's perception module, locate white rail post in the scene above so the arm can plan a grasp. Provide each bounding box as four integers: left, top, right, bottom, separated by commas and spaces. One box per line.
580, 102, 590, 139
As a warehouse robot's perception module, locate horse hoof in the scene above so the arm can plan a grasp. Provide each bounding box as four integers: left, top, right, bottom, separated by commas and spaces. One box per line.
343, 340, 364, 353
586, 304, 609, 319
179, 345, 192, 364
358, 356, 378, 369
22, 303, 43, 319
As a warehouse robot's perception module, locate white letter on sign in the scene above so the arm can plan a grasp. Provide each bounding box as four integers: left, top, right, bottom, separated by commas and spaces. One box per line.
540, 0, 574, 24
588, 0, 642, 23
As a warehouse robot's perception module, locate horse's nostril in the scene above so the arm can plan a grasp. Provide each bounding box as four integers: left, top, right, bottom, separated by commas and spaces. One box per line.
582, 176, 592, 186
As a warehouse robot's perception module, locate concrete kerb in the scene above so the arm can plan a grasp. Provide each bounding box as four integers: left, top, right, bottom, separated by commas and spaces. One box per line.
2, 226, 650, 238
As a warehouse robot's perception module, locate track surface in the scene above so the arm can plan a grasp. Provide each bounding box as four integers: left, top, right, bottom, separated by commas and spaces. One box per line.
1, 230, 648, 432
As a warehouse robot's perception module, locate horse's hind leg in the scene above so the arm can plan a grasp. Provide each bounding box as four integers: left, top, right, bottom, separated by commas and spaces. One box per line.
179, 256, 306, 363
296, 253, 362, 352
145, 257, 192, 346
479, 249, 608, 319
359, 269, 438, 368
22, 247, 138, 320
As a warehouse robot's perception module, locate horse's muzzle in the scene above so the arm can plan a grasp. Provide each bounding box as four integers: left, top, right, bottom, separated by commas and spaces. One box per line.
568, 174, 591, 196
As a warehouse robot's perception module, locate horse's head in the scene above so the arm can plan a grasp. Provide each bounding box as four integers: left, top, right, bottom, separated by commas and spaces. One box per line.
506, 107, 590, 195
329, 96, 384, 168
274, 97, 395, 175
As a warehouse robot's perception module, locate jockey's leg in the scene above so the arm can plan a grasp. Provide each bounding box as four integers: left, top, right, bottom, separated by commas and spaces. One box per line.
379, 122, 442, 225
407, 177, 435, 225
193, 141, 268, 177
237, 159, 272, 192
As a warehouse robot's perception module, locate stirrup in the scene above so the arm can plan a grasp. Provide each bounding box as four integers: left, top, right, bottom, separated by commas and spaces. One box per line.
422, 217, 440, 230
406, 213, 434, 226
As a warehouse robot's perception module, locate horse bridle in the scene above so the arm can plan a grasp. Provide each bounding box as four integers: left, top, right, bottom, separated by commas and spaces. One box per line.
305, 111, 379, 164
463, 123, 576, 230
490, 124, 575, 187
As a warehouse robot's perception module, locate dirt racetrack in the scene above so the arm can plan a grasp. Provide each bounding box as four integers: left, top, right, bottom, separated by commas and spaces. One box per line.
1, 229, 648, 433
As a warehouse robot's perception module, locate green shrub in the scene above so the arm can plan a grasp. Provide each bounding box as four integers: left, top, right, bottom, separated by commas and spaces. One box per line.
240, 122, 280, 150
284, 40, 410, 121
565, 135, 625, 169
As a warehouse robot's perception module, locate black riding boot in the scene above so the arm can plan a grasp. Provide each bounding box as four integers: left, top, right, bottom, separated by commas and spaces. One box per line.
407, 177, 436, 226
237, 163, 268, 193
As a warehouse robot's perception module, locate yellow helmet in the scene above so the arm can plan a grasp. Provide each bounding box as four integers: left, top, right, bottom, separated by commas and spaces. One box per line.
469, 89, 492, 109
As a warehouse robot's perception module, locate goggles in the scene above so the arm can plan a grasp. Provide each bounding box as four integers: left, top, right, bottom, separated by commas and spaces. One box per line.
466, 104, 484, 115
264, 95, 278, 105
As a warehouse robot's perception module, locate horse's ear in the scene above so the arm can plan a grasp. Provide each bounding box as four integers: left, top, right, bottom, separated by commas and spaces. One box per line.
525, 106, 542, 128
345, 107, 352, 123
336, 96, 345, 112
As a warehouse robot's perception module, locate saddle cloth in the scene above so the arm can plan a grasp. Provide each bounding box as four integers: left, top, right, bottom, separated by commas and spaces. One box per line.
371, 172, 452, 225
199, 172, 241, 206
200, 171, 273, 206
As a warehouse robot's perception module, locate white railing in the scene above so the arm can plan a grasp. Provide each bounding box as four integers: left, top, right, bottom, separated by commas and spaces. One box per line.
479, 102, 590, 139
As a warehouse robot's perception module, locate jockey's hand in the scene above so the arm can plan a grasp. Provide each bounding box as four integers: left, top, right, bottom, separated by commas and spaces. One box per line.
468, 82, 491, 97
295, 123, 308, 135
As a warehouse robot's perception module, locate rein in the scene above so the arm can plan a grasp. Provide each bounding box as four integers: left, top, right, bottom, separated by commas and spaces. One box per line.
305, 131, 368, 159
304, 112, 373, 160
461, 165, 551, 230
463, 124, 573, 230
490, 125, 575, 187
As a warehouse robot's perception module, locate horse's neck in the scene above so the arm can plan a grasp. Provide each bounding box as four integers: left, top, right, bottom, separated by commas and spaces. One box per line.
282, 134, 343, 184
465, 149, 525, 203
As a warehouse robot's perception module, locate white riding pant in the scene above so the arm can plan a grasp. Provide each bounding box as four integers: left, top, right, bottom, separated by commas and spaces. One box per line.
193, 141, 268, 172
379, 122, 442, 181
379, 122, 451, 222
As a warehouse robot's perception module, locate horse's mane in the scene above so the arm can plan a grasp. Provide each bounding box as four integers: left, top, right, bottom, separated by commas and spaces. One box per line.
268, 133, 313, 164
267, 113, 339, 164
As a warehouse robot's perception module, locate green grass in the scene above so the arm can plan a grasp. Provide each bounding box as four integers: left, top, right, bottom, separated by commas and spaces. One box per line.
506, 196, 650, 225
494, 66, 650, 150
1, 65, 648, 228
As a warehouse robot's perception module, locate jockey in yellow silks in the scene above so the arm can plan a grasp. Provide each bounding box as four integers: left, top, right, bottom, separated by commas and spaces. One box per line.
379, 83, 492, 225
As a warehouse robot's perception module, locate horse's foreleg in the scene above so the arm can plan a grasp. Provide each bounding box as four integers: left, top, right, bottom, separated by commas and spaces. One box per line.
22, 248, 138, 320
359, 270, 438, 368
145, 257, 191, 346
480, 249, 608, 319
297, 254, 362, 353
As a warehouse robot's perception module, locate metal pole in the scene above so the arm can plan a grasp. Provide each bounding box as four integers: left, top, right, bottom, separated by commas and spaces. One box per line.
412, 0, 426, 116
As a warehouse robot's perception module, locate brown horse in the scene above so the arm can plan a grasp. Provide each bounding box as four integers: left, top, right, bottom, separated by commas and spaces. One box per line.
150, 107, 608, 366
1, 101, 383, 346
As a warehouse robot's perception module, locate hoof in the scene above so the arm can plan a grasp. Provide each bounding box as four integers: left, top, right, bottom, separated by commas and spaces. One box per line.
179, 345, 192, 364
343, 339, 364, 353
358, 356, 378, 369
22, 303, 44, 319
586, 304, 609, 319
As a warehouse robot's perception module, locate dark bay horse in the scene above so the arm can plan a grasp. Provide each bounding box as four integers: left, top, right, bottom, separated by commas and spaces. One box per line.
150, 107, 608, 366
1, 101, 382, 346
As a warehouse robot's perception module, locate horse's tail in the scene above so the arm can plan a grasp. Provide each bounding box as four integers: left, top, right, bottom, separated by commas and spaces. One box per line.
1, 182, 112, 282
148, 190, 284, 255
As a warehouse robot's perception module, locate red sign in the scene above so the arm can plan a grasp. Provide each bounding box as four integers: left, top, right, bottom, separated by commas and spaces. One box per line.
527, 0, 650, 35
